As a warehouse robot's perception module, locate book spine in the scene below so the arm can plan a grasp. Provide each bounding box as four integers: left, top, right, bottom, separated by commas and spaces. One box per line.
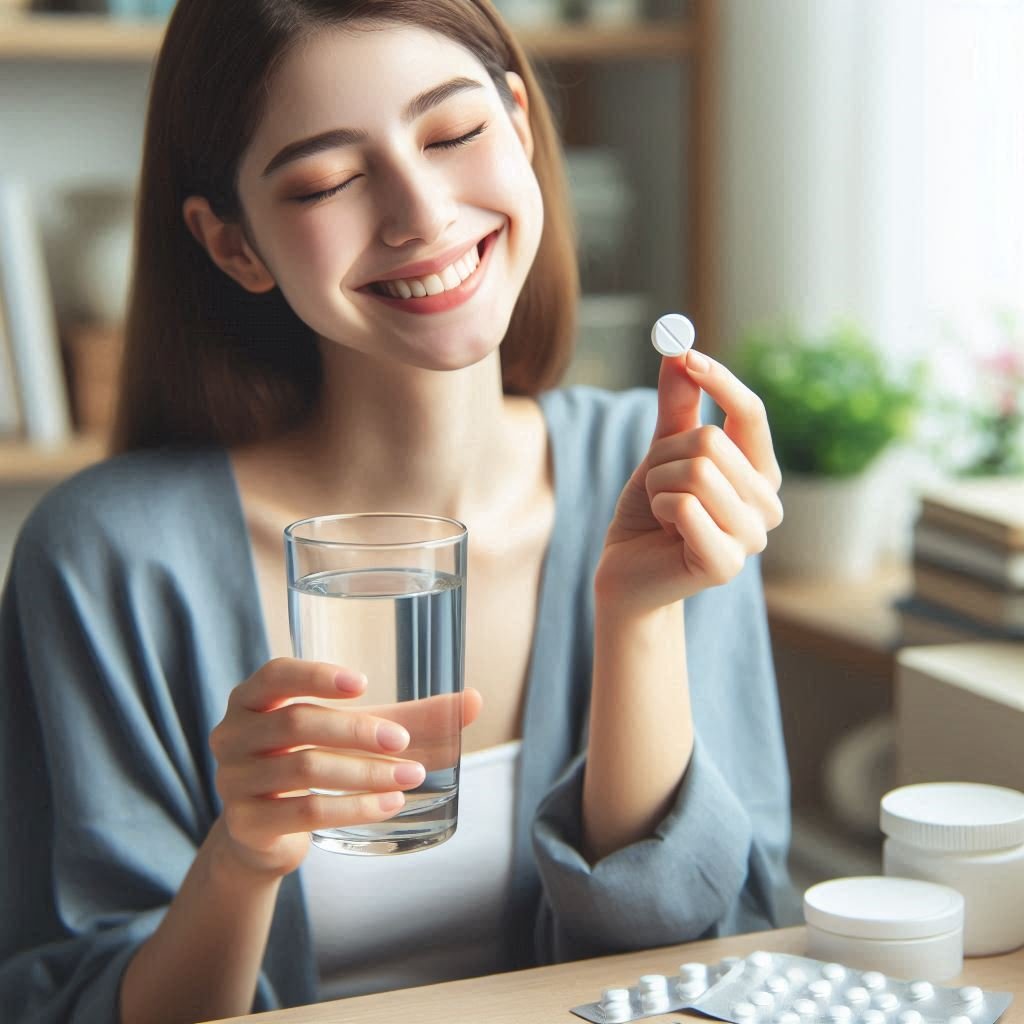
0, 179, 72, 446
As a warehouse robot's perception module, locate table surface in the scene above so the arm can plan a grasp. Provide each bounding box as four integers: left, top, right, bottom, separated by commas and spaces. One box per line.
204, 926, 1023, 1024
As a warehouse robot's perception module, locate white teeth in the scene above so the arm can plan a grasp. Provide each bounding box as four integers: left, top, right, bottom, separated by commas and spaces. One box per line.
374, 239, 484, 299
422, 274, 445, 296
439, 265, 462, 289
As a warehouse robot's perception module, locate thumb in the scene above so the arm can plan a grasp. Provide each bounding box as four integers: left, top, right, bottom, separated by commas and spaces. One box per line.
652, 353, 702, 442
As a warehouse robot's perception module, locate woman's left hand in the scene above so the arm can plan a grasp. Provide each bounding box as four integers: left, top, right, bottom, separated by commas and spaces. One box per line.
596, 349, 784, 615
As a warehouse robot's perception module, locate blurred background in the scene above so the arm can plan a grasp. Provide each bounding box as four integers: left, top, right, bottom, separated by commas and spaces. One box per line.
1, 0, 1022, 903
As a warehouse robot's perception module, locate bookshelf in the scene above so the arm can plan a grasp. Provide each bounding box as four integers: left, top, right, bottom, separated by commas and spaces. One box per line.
0, 13, 698, 62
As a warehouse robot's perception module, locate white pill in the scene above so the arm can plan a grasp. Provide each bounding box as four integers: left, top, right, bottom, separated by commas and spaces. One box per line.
677, 979, 707, 1000
641, 991, 670, 1013
948, 1017, 974, 1024
808, 980, 832, 1001
845, 987, 870, 1006
601, 1003, 633, 1023
792, 999, 818, 1018
750, 950, 775, 970
958, 987, 983, 1005
765, 975, 789, 995
908, 982, 934, 1003
734, 1001, 759, 1018
775, 1014, 801, 1024
862, 1012, 887, 1024
786, 966, 809, 986
899, 1011, 923, 1024
751, 991, 775, 1011
828, 1005, 853, 1023
862, 972, 887, 991
639, 973, 668, 992
874, 993, 900, 1013
602, 987, 631, 1004
822, 963, 846, 981
651, 313, 696, 356
679, 961, 708, 979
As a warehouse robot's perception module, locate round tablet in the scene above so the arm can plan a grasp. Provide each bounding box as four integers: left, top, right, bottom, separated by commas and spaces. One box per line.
651, 313, 696, 356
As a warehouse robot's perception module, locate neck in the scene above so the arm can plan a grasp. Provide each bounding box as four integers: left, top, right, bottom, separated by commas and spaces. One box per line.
294, 343, 514, 521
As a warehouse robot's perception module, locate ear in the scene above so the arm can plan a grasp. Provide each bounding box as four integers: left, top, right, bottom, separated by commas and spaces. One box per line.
181, 196, 277, 294
504, 71, 534, 163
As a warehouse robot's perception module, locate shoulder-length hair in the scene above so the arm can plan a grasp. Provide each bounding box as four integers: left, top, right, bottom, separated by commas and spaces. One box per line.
111, 0, 578, 453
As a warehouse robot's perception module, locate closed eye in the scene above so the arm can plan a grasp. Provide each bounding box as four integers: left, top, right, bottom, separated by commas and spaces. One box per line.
295, 122, 489, 205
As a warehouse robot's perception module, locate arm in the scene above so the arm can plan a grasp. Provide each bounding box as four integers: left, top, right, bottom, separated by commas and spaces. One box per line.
582, 597, 691, 863
530, 355, 793, 959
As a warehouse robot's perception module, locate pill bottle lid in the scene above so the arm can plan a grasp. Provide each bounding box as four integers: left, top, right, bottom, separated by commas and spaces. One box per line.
803, 876, 963, 940
881, 782, 1024, 852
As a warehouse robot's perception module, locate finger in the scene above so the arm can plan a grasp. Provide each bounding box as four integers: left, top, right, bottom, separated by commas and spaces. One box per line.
218, 747, 425, 801
233, 658, 367, 713
683, 350, 782, 486
228, 790, 406, 843
645, 457, 768, 555
362, 689, 483, 771
226, 701, 413, 759
650, 490, 747, 586
647, 424, 784, 527
652, 351, 704, 442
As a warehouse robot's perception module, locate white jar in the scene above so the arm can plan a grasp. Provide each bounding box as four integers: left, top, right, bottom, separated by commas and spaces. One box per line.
881, 782, 1024, 956
803, 876, 964, 981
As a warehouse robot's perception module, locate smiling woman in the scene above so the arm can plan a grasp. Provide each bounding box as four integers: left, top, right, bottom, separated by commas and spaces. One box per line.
112, 0, 578, 451
0, 2, 794, 1023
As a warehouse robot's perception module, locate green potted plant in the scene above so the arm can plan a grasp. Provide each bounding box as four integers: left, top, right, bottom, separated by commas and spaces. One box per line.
731, 319, 919, 579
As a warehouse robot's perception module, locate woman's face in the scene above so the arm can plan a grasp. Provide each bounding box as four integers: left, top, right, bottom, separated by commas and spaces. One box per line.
235, 24, 544, 373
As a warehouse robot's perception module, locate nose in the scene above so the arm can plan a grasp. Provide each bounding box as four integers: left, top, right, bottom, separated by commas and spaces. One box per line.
376, 158, 457, 249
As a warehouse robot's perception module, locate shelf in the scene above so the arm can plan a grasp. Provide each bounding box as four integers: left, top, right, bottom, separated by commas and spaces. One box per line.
0, 13, 697, 62
0, 435, 107, 485
763, 560, 910, 670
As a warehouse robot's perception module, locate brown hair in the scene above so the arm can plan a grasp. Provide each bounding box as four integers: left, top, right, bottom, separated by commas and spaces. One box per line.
111, 0, 578, 453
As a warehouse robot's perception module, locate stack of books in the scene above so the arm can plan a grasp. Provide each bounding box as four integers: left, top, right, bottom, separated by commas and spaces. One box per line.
896, 477, 1024, 645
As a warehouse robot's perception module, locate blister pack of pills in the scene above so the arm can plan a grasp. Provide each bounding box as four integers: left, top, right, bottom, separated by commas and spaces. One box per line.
572, 958, 741, 1023
570, 951, 1014, 1024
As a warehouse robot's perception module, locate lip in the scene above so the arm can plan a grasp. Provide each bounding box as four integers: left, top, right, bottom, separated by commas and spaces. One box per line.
361, 230, 494, 287
358, 228, 501, 316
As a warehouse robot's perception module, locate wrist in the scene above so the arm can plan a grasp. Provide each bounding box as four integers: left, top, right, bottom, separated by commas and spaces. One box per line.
206, 817, 290, 892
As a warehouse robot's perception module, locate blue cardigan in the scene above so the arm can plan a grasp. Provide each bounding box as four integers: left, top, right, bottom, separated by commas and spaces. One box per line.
0, 386, 796, 1022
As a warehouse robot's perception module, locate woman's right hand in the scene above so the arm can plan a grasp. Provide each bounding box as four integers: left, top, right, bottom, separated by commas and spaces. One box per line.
209, 658, 480, 878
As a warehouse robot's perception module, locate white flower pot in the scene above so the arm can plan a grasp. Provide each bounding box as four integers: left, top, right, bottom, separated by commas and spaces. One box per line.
762, 464, 887, 581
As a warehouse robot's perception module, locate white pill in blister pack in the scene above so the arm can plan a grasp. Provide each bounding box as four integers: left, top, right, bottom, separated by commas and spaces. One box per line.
651, 313, 696, 357
570, 950, 1014, 1024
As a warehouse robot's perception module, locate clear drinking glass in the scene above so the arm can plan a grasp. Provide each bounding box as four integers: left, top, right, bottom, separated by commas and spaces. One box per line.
284, 513, 468, 855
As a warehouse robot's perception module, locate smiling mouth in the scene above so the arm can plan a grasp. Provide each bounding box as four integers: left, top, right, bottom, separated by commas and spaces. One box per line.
364, 231, 498, 300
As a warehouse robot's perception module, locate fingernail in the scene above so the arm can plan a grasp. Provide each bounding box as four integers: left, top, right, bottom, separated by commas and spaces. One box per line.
687, 349, 711, 374
334, 671, 367, 694
393, 762, 425, 787
379, 792, 405, 812
377, 722, 410, 751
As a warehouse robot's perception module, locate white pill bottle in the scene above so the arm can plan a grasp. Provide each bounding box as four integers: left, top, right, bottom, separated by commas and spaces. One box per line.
881, 782, 1024, 955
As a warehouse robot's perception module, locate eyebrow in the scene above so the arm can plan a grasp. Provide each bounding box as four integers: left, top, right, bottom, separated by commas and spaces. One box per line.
261, 76, 486, 177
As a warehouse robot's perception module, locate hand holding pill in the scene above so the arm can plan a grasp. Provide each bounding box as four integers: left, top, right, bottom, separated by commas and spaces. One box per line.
595, 312, 784, 614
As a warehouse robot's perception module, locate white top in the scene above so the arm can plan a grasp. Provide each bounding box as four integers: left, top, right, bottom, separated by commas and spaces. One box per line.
803, 876, 964, 941
881, 782, 1024, 852
301, 740, 522, 1001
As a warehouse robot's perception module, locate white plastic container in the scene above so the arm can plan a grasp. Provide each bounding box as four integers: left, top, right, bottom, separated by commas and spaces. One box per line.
803, 876, 964, 981
881, 782, 1024, 955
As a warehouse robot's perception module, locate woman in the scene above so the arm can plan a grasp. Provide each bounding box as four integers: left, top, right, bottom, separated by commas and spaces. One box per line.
0, 1, 794, 1021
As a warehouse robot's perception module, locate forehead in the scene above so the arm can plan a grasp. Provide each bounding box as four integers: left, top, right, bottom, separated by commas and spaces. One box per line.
254, 24, 492, 144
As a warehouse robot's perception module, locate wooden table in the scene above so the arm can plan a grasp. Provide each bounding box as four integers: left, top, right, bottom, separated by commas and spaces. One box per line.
205, 926, 1023, 1023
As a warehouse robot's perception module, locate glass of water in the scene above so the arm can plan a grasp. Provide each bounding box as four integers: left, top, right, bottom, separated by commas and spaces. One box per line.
284, 513, 467, 856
